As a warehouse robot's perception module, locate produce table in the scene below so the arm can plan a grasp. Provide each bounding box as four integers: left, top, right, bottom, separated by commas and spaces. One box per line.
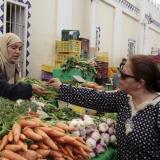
92, 147, 117, 160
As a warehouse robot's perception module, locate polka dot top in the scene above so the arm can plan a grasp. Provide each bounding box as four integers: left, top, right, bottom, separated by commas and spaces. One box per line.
59, 84, 160, 160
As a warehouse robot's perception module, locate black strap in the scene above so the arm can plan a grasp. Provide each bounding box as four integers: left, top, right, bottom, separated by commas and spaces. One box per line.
153, 94, 160, 100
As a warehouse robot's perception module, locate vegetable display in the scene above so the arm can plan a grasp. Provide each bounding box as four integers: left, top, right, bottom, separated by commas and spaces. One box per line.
0, 116, 91, 160
69, 115, 117, 158
0, 76, 118, 159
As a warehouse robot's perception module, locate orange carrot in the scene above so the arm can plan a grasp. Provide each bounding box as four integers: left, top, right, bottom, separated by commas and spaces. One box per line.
17, 140, 28, 151
43, 137, 58, 150
12, 123, 21, 143
34, 128, 49, 138
73, 148, 81, 155
61, 135, 75, 143
48, 130, 65, 137
54, 137, 65, 143
19, 119, 40, 128
20, 134, 27, 141
38, 142, 49, 150
23, 127, 42, 141
36, 149, 50, 158
8, 131, 13, 142
79, 147, 88, 157
32, 117, 48, 127
58, 145, 68, 155
63, 155, 73, 160
36, 127, 52, 133
0, 150, 26, 160
75, 137, 85, 144
56, 122, 74, 131
30, 144, 39, 150
18, 149, 39, 160
65, 145, 73, 158
0, 157, 10, 160
73, 140, 91, 152
49, 150, 63, 158
0, 135, 8, 151
54, 158, 65, 160
5, 144, 22, 152
52, 127, 65, 133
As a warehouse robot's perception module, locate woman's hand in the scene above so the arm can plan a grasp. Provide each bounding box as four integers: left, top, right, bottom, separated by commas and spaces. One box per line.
48, 78, 62, 90
32, 84, 49, 95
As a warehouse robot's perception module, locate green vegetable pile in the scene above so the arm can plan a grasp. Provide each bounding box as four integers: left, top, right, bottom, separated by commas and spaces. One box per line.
0, 97, 39, 138
42, 105, 80, 121
61, 57, 97, 80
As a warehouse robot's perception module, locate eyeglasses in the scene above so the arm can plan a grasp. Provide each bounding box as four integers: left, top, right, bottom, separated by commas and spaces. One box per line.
120, 71, 139, 80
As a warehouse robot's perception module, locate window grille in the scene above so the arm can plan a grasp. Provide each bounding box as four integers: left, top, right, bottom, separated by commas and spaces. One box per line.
5, 0, 27, 76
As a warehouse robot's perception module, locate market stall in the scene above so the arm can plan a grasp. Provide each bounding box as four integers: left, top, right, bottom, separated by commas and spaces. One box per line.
0, 78, 117, 160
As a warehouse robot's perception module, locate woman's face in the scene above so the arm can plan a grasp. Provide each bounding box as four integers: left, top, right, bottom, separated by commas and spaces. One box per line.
7, 42, 22, 64
119, 60, 140, 93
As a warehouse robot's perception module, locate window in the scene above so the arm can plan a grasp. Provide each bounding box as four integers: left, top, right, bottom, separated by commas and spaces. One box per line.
128, 39, 136, 56
4, 0, 28, 76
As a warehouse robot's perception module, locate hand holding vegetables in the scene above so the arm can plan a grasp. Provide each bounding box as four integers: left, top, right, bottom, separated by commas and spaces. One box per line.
32, 84, 49, 95
48, 78, 62, 90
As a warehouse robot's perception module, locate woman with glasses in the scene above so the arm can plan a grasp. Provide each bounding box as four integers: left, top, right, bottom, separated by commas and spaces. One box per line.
48, 55, 160, 160
0, 33, 47, 100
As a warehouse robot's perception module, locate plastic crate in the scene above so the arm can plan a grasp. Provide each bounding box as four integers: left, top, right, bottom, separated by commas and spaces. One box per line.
41, 71, 52, 81
62, 30, 80, 41
56, 53, 80, 62
55, 41, 69, 53
54, 62, 63, 68
41, 64, 54, 73
55, 40, 81, 53
79, 38, 89, 53
69, 40, 81, 53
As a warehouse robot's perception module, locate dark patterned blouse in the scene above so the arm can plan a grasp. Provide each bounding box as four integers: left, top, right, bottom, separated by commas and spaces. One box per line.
59, 84, 160, 160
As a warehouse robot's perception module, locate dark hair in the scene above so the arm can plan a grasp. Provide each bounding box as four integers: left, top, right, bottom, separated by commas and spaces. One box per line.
129, 55, 160, 92
122, 58, 127, 62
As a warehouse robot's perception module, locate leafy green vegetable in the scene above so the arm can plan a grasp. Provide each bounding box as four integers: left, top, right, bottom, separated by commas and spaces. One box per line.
61, 57, 96, 80
42, 106, 80, 121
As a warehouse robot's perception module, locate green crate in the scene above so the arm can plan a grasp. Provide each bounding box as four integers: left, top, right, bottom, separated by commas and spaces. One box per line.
53, 68, 95, 82
62, 30, 80, 41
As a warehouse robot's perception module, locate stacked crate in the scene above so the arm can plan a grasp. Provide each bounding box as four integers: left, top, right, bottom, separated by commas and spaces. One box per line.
79, 38, 90, 60
55, 40, 81, 67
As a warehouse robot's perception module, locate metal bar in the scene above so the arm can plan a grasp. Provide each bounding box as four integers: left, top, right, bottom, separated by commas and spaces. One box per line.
6, 22, 24, 27
19, 6, 22, 37
14, 4, 17, 33
9, 3, 12, 32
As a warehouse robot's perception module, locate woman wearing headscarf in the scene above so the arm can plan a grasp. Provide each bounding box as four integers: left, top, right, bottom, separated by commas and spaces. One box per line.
0, 33, 46, 100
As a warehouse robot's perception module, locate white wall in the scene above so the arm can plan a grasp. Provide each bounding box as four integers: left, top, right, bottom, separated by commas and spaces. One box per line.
29, 0, 57, 79
96, 1, 115, 64
148, 27, 160, 53
120, 13, 139, 57
72, 0, 91, 38
28, 0, 160, 78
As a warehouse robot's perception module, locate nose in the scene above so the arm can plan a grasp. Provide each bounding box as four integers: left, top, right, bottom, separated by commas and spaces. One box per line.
15, 48, 21, 54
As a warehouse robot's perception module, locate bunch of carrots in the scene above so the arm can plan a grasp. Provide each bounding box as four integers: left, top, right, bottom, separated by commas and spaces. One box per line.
0, 116, 91, 160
